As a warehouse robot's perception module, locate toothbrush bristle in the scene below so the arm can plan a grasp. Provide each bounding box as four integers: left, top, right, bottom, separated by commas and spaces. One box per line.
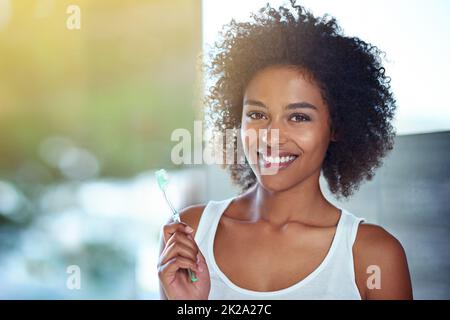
155, 169, 169, 190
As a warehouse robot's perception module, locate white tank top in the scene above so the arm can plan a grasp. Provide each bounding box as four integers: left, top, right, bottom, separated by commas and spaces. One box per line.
194, 197, 365, 300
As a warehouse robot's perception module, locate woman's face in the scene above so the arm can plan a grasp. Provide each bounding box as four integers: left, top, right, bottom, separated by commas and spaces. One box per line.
241, 65, 335, 192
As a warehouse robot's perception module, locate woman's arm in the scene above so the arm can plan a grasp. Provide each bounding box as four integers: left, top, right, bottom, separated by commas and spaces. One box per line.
354, 224, 413, 300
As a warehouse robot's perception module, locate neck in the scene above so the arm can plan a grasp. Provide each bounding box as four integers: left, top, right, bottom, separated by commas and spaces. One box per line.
244, 171, 335, 227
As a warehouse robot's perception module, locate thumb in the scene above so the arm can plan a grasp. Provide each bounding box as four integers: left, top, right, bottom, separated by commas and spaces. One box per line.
197, 249, 207, 265
195, 249, 210, 280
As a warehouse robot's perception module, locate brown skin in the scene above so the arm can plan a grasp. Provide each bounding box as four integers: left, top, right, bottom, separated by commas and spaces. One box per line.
158, 220, 210, 300
158, 65, 413, 300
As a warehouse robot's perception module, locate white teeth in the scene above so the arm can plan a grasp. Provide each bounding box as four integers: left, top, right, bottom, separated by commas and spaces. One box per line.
261, 154, 297, 164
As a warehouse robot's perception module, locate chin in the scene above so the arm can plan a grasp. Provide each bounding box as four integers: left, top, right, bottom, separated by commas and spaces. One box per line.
256, 174, 299, 193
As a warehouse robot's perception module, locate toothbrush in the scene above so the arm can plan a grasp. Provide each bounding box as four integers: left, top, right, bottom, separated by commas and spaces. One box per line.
155, 169, 198, 282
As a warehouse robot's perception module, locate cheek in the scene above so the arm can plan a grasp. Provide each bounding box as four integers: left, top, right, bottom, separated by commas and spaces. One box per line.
292, 126, 330, 153
241, 127, 258, 155
241, 122, 259, 147
240, 126, 261, 165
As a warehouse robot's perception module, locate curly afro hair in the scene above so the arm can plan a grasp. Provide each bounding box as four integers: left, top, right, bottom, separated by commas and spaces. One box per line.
203, 0, 396, 199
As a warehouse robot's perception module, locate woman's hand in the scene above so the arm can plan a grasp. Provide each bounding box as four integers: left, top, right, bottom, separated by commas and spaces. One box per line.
158, 221, 211, 300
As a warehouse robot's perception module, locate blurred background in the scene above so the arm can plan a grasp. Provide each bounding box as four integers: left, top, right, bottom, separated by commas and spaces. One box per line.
0, 0, 449, 299
0, 0, 202, 299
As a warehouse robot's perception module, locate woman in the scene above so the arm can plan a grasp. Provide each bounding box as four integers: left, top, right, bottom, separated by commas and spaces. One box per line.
158, 0, 412, 299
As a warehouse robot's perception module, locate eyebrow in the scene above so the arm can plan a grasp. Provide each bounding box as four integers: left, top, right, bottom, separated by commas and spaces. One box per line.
243, 99, 318, 111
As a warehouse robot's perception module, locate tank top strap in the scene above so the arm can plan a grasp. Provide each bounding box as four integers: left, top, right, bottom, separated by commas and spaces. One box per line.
338, 209, 365, 256
194, 197, 235, 246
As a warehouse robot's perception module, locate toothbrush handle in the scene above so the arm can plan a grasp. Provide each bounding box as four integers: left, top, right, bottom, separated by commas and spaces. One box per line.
187, 269, 198, 283
162, 189, 178, 217
163, 190, 198, 283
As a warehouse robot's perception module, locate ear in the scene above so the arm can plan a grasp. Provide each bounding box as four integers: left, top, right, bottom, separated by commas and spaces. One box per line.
330, 126, 338, 142
330, 133, 338, 142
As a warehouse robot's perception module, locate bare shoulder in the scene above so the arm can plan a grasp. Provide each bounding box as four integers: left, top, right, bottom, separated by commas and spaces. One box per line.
355, 223, 405, 255
178, 204, 207, 238
353, 223, 413, 299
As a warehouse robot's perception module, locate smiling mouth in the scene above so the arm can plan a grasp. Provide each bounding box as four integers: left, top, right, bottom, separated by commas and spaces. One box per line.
257, 152, 299, 170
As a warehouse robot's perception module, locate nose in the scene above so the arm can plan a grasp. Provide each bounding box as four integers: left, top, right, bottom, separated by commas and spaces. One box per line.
263, 119, 288, 147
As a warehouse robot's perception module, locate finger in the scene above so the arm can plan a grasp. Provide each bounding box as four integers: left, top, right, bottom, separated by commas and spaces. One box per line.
160, 241, 198, 266
197, 248, 206, 264
158, 256, 200, 279
166, 231, 198, 253
162, 221, 194, 244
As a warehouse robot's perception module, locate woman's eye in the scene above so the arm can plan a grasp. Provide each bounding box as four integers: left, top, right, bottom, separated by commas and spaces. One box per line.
290, 113, 310, 122
247, 112, 267, 120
